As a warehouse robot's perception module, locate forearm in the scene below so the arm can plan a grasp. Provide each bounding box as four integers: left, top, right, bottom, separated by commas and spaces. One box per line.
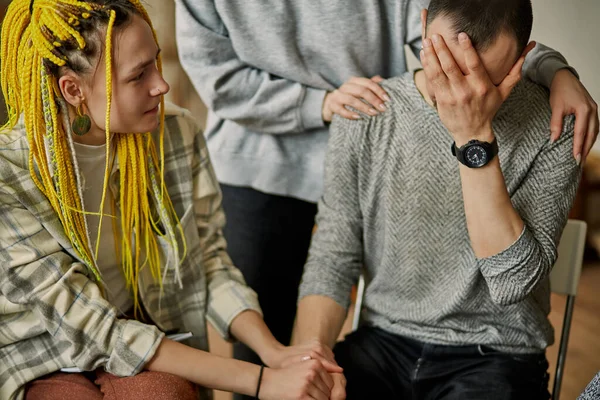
146, 338, 260, 396
292, 295, 347, 349
523, 42, 577, 89
458, 132, 524, 259
229, 310, 282, 366
175, 1, 326, 134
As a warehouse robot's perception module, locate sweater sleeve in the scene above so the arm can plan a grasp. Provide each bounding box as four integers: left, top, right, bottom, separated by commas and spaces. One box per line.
175, 0, 326, 134
187, 119, 262, 341
297, 115, 367, 309
523, 42, 579, 89
478, 117, 581, 305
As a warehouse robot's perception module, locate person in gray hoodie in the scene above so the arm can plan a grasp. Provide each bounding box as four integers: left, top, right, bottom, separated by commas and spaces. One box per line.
174, 1, 598, 395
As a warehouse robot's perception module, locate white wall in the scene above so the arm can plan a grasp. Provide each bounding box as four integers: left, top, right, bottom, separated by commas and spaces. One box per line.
407, 0, 600, 153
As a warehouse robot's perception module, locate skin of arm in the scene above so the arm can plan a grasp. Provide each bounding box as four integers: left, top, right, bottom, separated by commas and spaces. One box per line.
292, 295, 347, 349
146, 339, 263, 396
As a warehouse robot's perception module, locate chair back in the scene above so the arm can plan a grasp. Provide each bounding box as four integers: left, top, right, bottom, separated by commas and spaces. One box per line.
550, 220, 587, 296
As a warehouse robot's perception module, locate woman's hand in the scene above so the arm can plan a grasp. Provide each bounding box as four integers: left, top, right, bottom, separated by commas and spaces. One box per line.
258, 360, 335, 400
322, 76, 390, 122
262, 339, 342, 373
549, 69, 599, 164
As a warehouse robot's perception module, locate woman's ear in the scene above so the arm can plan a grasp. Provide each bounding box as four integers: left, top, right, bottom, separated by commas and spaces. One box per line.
58, 73, 85, 108
421, 9, 428, 44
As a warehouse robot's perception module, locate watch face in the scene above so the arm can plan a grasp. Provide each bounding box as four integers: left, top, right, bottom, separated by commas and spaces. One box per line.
465, 145, 488, 168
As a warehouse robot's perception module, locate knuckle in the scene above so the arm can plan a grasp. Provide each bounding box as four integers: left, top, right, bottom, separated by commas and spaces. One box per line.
578, 105, 592, 115
444, 64, 457, 74
358, 87, 370, 97
302, 379, 311, 391
333, 390, 346, 400
476, 85, 488, 96
369, 83, 381, 93
457, 92, 470, 103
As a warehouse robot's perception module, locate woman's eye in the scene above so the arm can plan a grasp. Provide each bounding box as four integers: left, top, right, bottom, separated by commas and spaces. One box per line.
133, 72, 144, 81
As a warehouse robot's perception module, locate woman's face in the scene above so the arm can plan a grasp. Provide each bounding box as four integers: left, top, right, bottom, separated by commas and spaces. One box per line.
82, 13, 170, 135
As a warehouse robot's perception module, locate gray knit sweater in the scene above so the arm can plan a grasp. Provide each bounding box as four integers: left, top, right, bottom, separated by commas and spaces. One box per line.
298, 73, 581, 353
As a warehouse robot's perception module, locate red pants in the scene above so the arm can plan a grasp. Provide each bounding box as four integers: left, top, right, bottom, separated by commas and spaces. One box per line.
25, 370, 200, 400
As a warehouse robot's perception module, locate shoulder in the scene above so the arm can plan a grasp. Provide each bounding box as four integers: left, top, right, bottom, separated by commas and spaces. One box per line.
0, 121, 28, 148
507, 78, 552, 114
380, 73, 421, 107
330, 73, 424, 149
163, 101, 203, 139
156, 101, 204, 152
379, 73, 429, 126
0, 123, 31, 175
500, 79, 552, 130
498, 78, 574, 143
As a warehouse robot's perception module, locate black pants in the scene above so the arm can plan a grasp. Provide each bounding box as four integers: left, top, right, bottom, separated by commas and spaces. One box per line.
220, 184, 317, 400
334, 326, 551, 400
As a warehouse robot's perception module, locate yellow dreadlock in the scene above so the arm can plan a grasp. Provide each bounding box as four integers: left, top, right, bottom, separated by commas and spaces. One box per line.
1, 0, 186, 316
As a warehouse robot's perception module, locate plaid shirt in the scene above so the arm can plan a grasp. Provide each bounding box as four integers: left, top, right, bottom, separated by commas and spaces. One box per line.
0, 103, 261, 400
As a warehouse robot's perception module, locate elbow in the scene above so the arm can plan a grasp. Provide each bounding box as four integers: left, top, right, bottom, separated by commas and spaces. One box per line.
479, 228, 556, 306
488, 285, 529, 306
485, 258, 552, 306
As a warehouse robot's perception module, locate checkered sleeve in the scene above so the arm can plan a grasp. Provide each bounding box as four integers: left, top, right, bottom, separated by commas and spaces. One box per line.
0, 165, 164, 377
188, 121, 262, 341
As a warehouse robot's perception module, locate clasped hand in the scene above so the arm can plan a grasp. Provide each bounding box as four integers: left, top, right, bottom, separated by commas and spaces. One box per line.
260, 340, 346, 400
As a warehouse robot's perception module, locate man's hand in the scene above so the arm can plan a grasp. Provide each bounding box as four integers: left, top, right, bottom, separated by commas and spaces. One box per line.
549, 69, 599, 164
421, 32, 530, 146
262, 339, 342, 374
330, 372, 347, 400
322, 76, 390, 122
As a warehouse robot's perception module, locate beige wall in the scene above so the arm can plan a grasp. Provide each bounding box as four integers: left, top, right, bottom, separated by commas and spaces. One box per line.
531, 0, 600, 152
144, 0, 207, 127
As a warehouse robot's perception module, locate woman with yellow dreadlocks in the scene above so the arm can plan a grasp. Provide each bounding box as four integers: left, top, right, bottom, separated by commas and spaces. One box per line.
0, 1, 344, 399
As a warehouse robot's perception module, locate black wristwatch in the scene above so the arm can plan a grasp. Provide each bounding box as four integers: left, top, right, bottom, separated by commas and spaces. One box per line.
451, 138, 498, 168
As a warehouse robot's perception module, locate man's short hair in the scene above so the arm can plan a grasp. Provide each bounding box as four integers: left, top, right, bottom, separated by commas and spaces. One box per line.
427, 0, 533, 56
